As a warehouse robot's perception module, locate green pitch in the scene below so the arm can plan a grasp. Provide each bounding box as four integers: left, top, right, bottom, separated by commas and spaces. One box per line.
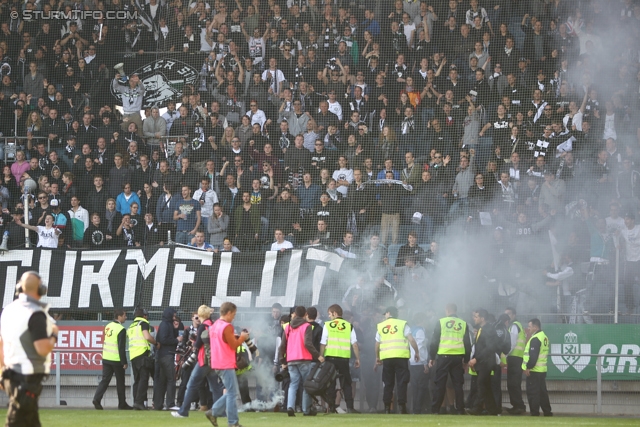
0, 410, 637, 427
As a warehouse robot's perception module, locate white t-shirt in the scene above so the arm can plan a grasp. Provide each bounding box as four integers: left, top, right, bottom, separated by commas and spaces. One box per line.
327, 100, 343, 120
563, 111, 583, 132
271, 240, 294, 251
332, 168, 353, 196
409, 327, 429, 366
605, 216, 625, 234
261, 69, 286, 95
621, 225, 640, 262
320, 320, 358, 345
402, 22, 416, 46
37, 226, 60, 248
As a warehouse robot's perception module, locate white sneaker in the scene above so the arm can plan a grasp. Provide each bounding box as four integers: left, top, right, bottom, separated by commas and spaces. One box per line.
190, 402, 197, 410
169, 406, 181, 411
336, 407, 347, 414
171, 411, 186, 418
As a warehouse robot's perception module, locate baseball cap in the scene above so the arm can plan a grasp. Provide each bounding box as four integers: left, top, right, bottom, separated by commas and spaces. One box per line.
518, 57, 527, 62
50, 199, 59, 207
385, 306, 398, 317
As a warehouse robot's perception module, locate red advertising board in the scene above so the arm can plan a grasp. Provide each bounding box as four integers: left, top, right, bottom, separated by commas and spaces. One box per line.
52, 325, 105, 372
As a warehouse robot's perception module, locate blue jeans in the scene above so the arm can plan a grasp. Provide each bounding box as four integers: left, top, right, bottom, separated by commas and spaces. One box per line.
177, 362, 224, 417
212, 368, 240, 425
176, 230, 194, 244
287, 362, 315, 413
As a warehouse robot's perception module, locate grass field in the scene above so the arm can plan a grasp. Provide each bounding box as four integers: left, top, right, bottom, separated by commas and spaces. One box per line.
2, 410, 638, 427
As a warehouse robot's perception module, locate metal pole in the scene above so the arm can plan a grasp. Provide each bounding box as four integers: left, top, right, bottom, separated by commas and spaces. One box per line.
55, 352, 61, 406
596, 355, 602, 414
615, 238, 619, 324
24, 187, 31, 248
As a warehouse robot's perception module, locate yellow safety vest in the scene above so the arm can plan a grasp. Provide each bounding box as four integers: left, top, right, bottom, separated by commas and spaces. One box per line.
377, 318, 410, 360
127, 317, 151, 360
324, 318, 352, 358
509, 320, 526, 358
236, 345, 253, 376
522, 331, 549, 373
102, 321, 124, 362
437, 316, 467, 355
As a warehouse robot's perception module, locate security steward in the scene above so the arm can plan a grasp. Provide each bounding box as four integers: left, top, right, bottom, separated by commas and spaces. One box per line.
128, 307, 156, 410
319, 304, 361, 414
375, 306, 420, 414
0, 271, 57, 427
93, 309, 132, 410
466, 309, 499, 416
505, 307, 526, 415
522, 318, 552, 417
429, 303, 471, 415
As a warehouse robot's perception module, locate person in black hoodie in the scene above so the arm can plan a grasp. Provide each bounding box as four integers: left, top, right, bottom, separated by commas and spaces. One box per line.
153, 307, 183, 411
467, 309, 500, 416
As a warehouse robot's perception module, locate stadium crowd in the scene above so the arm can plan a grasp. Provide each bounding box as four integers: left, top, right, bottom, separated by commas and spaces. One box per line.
0, 0, 638, 318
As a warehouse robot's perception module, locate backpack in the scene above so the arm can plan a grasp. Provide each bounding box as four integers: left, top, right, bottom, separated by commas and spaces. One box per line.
200, 320, 213, 367
493, 321, 511, 356
303, 361, 337, 396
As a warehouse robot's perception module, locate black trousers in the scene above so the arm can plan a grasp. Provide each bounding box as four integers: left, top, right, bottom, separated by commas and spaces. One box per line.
491, 365, 502, 412
382, 358, 410, 407
408, 365, 431, 414
94, 361, 127, 406
506, 356, 525, 410
153, 354, 177, 410
466, 375, 478, 408
238, 373, 251, 404
131, 355, 152, 406
472, 364, 498, 415
326, 356, 354, 409
526, 371, 552, 416
431, 355, 464, 414
361, 354, 381, 411
3, 372, 45, 427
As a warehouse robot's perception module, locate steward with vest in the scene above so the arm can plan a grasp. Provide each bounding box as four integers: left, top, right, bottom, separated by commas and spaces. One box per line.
522, 318, 552, 417
505, 307, 527, 415
172, 305, 224, 418
375, 306, 420, 415
93, 309, 131, 410
429, 303, 471, 415
128, 307, 156, 410
236, 333, 258, 406
0, 271, 57, 427
319, 304, 360, 413
278, 306, 324, 416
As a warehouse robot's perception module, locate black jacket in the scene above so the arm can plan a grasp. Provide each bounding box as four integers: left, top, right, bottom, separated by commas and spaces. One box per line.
473, 322, 500, 368
156, 307, 179, 358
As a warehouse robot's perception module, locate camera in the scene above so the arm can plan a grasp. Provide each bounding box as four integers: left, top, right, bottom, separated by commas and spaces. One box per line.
182, 351, 197, 369
275, 369, 290, 382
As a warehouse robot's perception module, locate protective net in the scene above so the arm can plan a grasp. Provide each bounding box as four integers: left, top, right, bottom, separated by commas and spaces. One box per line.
0, 1, 638, 329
